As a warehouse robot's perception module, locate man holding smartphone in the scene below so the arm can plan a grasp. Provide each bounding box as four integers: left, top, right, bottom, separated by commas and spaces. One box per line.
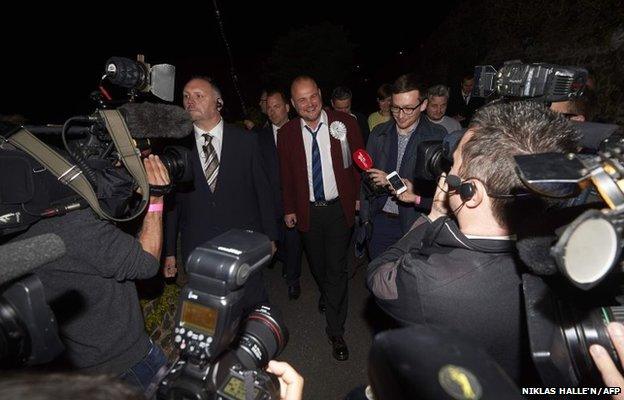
359, 74, 446, 260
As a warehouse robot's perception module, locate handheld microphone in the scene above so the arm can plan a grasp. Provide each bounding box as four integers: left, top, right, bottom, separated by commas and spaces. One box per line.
0, 234, 66, 286
24, 103, 193, 140
353, 148, 374, 171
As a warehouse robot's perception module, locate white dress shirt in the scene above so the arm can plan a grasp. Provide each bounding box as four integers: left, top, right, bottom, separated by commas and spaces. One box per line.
300, 110, 339, 202
272, 123, 280, 146
194, 119, 224, 172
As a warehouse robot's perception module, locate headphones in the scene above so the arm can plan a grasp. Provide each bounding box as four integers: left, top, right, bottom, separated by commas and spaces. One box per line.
446, 174, 521, 202
446, 175, 476, 202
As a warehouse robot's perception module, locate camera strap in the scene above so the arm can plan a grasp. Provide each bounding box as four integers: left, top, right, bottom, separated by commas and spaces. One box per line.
7, 109, 149, 222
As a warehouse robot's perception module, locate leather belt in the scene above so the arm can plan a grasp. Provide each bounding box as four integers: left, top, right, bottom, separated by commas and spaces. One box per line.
310, 198, 340, 207
380, 211, 400, 219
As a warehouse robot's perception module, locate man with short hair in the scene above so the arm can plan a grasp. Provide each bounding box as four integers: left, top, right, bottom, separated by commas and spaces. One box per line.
165, 77, 278, 312
257, 90, 303, 300
278, 76, 364, 361
367, 101, 580, 383
425, 84, 462, 134
447, 75, 485, 127
331, 86, 371, 144
359, 74, 446, 260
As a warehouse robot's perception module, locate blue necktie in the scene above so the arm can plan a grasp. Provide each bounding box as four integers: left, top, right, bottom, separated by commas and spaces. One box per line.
305, 124, 325, 202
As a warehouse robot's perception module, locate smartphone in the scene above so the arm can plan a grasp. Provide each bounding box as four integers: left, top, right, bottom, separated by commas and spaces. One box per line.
386, 171, 407, 195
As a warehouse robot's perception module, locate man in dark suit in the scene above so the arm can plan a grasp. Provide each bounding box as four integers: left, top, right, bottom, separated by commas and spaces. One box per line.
164, 77, 278, 311
331, 86, 371, 144
278, 76, 364, 361
257, 89, 303, 300
359, 74, 446, 260
447, 75, 486, 127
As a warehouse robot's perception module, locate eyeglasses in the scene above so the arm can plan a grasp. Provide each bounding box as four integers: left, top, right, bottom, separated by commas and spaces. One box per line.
390, 99, 424, 115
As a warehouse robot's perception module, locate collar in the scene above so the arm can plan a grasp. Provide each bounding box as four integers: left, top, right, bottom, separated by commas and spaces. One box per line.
423, 217, 516, 254
194, 118, 224, 141
396, 117, 420, 136
300, 110, 328, 133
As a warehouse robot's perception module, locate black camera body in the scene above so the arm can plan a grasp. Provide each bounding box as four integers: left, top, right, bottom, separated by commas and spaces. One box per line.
158, 230, 288, 400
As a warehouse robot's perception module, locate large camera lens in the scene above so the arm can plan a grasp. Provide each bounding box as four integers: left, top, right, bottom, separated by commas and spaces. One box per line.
159, 145, 193, 183
524, 274, 624, 387
235, 305, 289, 370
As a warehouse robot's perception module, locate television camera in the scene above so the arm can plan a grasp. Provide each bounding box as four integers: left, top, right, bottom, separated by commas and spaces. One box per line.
0, 55, 194, 237
412, 61, 589, 182
514, 130, 624, 387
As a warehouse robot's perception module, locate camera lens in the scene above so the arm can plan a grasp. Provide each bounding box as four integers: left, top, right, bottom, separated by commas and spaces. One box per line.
160, 145, 193, 183
235, 305, 289, 370
525, 274, 624, 387
557, 304, 624, 385
0, 296, 30, 367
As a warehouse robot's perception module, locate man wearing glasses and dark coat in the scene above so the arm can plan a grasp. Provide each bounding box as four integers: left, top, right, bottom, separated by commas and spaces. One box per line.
358, 74, 446, 260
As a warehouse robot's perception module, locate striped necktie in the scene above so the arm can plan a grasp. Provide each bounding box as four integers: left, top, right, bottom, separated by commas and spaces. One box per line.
305, 123, 325, 202
202, 134, 219, 192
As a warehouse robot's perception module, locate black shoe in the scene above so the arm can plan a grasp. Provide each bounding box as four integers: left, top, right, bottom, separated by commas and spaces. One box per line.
328, 336, 349, 361
288, 283, 301, 300
318, 297, 326, 314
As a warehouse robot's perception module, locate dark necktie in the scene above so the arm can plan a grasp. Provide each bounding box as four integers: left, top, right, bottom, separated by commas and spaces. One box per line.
202, 134, 219, 192
305, 123, 325, 202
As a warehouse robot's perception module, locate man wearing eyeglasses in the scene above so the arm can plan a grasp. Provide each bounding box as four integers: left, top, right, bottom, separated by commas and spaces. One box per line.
358, 74, 446, 260
366, 102, 580, 383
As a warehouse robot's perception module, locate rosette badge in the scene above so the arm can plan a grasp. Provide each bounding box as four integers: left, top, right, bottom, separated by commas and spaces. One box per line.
329, 121, 351, 168
329, 121, 347, 140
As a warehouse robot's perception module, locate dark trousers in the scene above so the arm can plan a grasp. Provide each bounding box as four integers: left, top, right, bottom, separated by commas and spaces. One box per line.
301, 202, 352, 337
368, 213, 403, 260
275, 219, 303, 286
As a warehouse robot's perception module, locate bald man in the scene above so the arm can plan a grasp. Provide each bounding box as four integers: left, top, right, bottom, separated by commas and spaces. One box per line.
277, 76, 364, 361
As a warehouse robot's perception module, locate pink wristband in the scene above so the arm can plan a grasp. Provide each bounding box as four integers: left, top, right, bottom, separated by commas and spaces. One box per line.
148, 203, 164, 213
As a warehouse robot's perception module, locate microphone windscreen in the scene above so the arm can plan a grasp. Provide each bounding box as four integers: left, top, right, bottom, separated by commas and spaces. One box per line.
516, 235, 558, 276
118, 102, 193, 139
353, 148, 374, 170
0, 234, 66, 285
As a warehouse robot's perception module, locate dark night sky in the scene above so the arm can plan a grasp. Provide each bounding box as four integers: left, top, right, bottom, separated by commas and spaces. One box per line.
1, 2, 459, 124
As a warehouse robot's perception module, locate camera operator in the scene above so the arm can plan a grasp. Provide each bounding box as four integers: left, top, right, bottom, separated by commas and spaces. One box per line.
9, 155, 170, 391
367, 101, 579, 383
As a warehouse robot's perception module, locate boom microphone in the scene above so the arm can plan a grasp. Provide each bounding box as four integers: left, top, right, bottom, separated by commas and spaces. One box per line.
24, 103, 193, 140
0, 234, 66, 286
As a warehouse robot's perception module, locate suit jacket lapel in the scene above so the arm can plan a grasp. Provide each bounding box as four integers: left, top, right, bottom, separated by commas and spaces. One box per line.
213, 124, 232, 195
379, 123, 395, 171
326, 112, 344, 172
293, 119, 310, 199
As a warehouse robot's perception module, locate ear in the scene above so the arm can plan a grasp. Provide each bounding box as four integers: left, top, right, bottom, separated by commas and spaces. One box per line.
216, 98, 223, 111
291, 98, 296, 109
285, 103, 290, 113
420, 99, 428, 112
465, 179, 484, 209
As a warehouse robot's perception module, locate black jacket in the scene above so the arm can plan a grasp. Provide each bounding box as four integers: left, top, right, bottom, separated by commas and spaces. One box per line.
165, 123, 278, 262
367, 216, 528, 383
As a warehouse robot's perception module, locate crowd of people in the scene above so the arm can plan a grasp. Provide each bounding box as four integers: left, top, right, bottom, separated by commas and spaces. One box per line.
4, 66, 624, 400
